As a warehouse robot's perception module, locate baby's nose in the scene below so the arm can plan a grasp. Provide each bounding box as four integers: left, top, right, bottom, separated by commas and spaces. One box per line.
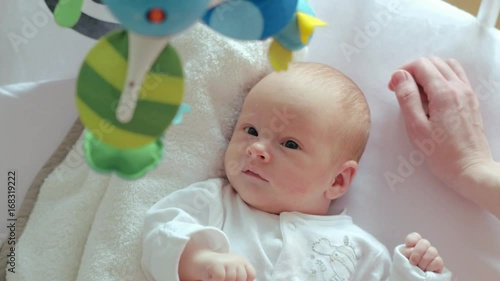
246, 142, 270, 162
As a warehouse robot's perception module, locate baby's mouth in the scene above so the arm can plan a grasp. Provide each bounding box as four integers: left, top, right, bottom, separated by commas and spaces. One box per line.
243, 169, 268, 182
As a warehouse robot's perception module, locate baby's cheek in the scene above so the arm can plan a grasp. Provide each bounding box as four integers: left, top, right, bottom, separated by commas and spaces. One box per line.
282, 176, 310, 196
229, 136, 250, 154
276, 163, 304, 188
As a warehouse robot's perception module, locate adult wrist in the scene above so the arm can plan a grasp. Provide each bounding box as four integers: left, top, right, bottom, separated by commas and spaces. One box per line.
455, 160, 500, 218
461, 160, 500, 188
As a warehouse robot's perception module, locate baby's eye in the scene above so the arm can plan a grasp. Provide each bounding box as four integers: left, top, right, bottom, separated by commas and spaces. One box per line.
282, 140, 299, 150
245, 127, 258, 136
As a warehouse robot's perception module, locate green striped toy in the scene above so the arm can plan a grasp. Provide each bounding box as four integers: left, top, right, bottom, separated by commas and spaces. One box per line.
76, 30, 184, 178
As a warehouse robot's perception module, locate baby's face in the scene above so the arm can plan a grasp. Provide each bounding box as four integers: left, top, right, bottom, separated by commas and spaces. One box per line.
224, 71, 344, 215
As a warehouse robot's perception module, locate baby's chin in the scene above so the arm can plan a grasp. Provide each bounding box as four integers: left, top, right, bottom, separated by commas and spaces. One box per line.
245, 200, 281, 215
229, 184, 276, 213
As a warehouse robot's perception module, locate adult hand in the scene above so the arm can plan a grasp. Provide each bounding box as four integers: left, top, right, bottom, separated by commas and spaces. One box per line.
388, 57, 500, 217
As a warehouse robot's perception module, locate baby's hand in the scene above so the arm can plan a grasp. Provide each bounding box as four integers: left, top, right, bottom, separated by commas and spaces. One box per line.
400, 232, 444, 273
194, 250, 256, 281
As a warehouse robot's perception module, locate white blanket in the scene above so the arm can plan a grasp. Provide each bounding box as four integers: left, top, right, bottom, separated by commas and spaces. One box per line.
3, 0, 500, 281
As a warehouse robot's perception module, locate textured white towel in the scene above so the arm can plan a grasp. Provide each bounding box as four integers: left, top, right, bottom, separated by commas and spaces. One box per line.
11, 22, 306, 281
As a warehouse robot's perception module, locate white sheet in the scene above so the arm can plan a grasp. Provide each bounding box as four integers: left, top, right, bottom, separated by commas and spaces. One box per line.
1, 0, 499, 280
307, 1, 500, 280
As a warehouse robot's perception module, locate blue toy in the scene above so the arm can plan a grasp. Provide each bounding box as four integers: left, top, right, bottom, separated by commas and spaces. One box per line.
54, 0, 326, 179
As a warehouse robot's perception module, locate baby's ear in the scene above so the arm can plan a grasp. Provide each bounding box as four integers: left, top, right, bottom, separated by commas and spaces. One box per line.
325, 160, 358, 200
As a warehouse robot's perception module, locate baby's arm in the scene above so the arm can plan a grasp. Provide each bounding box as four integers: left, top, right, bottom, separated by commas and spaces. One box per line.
141, 179, 243, 281
179, 240, 255, 281
400, 232, 443, 273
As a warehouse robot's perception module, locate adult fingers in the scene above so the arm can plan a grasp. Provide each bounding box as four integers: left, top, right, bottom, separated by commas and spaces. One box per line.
389, 70, 430, 135
399, 57, 446, 91
428, 56, 459, 81
446, 58, 470, 84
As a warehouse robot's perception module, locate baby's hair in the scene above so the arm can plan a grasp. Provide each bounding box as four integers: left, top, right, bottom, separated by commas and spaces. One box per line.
286, 62, 371, 163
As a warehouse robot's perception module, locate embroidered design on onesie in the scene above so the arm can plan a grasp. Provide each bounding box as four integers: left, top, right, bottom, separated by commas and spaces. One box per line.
305, 236, 360, 281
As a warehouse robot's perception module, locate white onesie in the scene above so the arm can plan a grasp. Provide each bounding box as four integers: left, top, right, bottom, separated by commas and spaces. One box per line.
141, 178, 452, 281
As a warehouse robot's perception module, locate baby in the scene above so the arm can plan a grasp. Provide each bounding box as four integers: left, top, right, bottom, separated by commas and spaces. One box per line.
141, 62, 452, 281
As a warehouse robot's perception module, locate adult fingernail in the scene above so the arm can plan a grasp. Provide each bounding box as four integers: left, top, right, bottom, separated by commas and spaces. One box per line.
389, 70, 409, 91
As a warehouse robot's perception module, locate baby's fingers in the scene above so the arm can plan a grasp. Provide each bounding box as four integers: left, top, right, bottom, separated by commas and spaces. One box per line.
245, 263, 256, 281
409, 239, 431, 265
207, 264, 225, 281
405, 232, 422, 248
400, 246, 412, 259
417, 246, 440, 271
225, 265, 237, 281
235, 265, 255, 281
234, 266, 246, 281
426, 256, 444, 273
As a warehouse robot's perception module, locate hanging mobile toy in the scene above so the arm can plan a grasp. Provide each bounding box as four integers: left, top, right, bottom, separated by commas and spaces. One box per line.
53, 0, 326, 179
53, 0, 84, 28
203, 0, 327, 70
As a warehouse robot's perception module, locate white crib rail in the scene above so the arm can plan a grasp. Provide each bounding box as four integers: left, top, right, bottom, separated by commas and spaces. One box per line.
477, 0, 500, 28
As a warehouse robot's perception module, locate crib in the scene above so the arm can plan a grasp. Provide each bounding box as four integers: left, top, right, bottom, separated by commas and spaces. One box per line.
1, 0, 499, 280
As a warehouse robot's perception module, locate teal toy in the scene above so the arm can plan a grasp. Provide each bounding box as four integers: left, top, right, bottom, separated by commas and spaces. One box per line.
53, 0, 326, 179
203, 0, 298, 40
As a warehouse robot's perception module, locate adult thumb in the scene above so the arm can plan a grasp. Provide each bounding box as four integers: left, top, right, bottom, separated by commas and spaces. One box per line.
388, 70, 412, 92
388, 70, 426, 124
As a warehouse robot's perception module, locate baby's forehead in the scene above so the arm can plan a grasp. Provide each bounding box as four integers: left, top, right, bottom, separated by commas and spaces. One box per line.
246, 80, 346, 118
245, 64, 359, 115
242, 92, 343, 130
272, 69, 350, 96
275, 63, 351, 84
